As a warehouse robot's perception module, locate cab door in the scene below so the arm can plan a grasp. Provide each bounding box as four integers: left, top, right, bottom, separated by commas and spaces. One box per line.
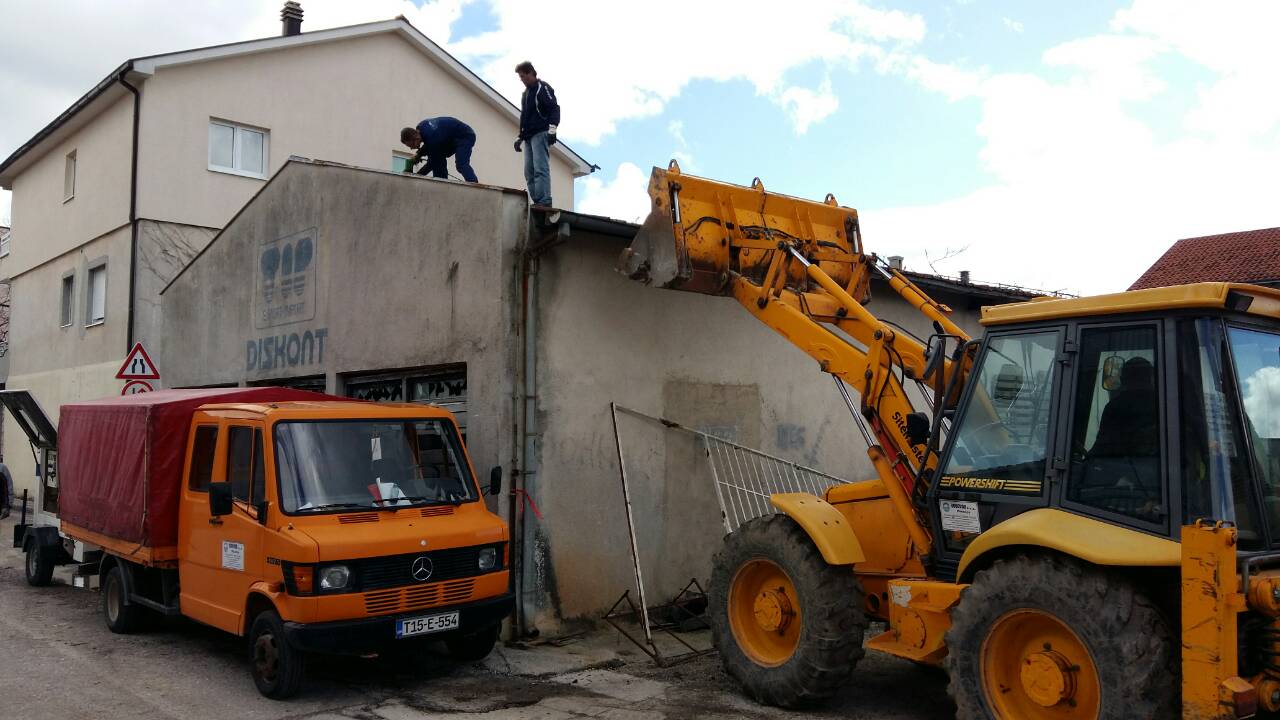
179, 420, 268, 633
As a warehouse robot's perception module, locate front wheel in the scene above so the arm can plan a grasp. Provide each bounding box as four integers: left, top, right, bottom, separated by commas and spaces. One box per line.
445, 624, 499, 662
709, 514, 867, 708
946, 554, 1176, 719
24, 543, 54, 586
250, 609, 306, 699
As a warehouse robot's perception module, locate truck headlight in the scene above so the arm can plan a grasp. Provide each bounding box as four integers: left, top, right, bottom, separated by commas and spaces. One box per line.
319, 565, 350, 590
478, 547, 497, 571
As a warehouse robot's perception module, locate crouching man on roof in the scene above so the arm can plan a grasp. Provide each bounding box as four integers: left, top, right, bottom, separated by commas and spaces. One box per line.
401, 116, 478, 183
513, 61, 559, 208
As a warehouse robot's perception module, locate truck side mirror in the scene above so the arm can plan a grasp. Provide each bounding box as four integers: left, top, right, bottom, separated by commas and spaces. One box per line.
905, 412, 931, 446
209, 482, 233, 517
489, 466, 503, 497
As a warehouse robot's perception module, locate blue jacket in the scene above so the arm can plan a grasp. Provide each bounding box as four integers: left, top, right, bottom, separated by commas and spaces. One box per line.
519, 80, 560, 139
415, 117, 476, 159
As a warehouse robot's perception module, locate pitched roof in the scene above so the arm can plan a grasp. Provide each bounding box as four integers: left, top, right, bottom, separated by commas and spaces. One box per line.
1129, 227, 1280, 290
0, 18, 594, 186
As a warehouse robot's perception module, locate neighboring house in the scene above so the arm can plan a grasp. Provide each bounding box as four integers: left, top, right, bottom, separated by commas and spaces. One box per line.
161, 158, 1041, 632
0, 7, 592, 493
1130, 226, 1280, 290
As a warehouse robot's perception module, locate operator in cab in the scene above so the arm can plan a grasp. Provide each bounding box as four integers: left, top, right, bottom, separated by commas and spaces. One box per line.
400, 117, 479, 183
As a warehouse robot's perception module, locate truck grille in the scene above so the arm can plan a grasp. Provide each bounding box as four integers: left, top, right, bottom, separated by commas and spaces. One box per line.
350, 544, 502, 591
363, 578, 476, 615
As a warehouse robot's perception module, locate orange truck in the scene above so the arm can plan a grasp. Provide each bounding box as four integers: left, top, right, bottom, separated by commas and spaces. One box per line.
3, 387, 511, 698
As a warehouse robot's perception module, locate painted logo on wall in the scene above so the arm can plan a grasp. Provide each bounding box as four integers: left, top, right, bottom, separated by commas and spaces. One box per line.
254, 227, 317, 329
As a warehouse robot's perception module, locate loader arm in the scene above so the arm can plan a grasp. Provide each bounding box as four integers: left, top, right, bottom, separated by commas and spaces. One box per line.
619, 162, 975, 555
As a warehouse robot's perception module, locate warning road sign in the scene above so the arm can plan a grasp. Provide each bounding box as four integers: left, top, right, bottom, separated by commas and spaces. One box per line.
116, 343, 160, 380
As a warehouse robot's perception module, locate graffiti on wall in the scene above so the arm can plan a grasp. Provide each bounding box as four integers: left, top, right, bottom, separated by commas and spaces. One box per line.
255, 227, 317, 329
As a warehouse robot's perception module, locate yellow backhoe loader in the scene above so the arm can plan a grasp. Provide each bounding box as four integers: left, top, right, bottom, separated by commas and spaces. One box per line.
619, 161, 1280, 719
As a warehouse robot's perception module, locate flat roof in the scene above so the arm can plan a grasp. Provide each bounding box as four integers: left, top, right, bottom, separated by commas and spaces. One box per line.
980, 282, 1280, 326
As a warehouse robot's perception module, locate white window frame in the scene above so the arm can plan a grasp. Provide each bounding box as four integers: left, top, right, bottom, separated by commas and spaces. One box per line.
64, 150, 76, 202
86, 261, 107, 327
208, 119, 269, 179
60, 272, 75, 328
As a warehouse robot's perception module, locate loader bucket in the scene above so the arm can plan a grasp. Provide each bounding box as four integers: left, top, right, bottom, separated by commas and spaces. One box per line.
617, 161, 861, 296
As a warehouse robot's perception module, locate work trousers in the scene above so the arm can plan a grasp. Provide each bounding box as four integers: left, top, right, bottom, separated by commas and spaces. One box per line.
422, 136, 478, 183
523, 131, 552, 207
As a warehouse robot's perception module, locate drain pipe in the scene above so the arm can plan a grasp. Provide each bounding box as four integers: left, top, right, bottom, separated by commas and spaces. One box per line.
515, 249, 541, 636
118, 62, 141, 352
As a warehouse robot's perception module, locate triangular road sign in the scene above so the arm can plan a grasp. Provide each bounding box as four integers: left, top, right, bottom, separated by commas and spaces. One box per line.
116, 343, 160, 380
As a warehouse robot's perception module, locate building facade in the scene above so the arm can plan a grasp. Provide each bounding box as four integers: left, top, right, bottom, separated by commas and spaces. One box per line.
0, 15, 592, 493
162, 159, 1035, 632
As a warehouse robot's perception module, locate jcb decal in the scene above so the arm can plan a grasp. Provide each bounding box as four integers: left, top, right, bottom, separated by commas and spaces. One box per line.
939, 476, 1042, 495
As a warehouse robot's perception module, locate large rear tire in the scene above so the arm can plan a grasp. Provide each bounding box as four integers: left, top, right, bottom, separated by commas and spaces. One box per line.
24, 543, 54, 587
709, 514, 867, 708
946, 553, 1176, 720
102, 566, 146, 634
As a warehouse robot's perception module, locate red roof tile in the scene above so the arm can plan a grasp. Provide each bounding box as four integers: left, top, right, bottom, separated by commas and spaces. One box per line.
1130, 227, 1280, 290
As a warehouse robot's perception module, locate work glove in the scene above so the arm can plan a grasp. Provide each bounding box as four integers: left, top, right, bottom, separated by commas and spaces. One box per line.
547, 125, 558, 146
513, 138, 523, 152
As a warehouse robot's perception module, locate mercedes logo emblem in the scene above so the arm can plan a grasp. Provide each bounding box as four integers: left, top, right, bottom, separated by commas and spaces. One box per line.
411, 556, 433, 582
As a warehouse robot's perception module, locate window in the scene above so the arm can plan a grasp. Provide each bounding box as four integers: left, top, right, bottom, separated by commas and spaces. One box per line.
227, 425, 254, 502
0, 228, 10, 257
941, 331, 1061, 489
251, 429, 266, 504
64, 150, 76, 201
208, 120, 268, 178
86, 264, 106, 325
1229, 325, 1280, 542
392, 153, 415, 173
60, 274, 74, 327
188, 426, 219, 491
1065, 325, 1163, 523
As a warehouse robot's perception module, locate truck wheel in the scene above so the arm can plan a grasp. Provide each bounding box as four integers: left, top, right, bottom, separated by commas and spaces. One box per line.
24, 543, 54, 586
709, 514, 867, 708
445, 624, 499, 662
946, 554, 1176, 720
102, 566, 146, 633
250, 609, 305, 699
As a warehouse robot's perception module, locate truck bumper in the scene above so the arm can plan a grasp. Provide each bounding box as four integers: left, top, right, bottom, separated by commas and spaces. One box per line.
281, 593, 513, 655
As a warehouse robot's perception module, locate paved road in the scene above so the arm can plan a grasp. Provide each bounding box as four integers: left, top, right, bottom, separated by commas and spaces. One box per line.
0, 516, 953, 719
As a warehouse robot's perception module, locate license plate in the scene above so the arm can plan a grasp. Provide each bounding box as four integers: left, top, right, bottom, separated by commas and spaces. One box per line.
396, 611, 460, 638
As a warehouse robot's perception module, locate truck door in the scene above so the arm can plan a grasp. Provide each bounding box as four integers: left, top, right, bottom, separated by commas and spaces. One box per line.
0, 390, 60, 521
179, 421, 268, 634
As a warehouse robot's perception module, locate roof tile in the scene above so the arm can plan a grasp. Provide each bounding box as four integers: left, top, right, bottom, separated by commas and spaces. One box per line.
1130, 227, 1280, 289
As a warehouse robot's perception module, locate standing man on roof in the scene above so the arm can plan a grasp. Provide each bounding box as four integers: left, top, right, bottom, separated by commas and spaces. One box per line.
513, 61, 560, 208
400, 116, 479, 183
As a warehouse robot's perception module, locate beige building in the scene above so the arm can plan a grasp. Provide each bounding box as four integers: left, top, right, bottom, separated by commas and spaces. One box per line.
0, 11, 592, 494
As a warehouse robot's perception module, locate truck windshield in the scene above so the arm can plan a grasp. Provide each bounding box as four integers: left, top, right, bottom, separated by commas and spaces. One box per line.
1229, 326, 1280, 543
274, 419, 477, 513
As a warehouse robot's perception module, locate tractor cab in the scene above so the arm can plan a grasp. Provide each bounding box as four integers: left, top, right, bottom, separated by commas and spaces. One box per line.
931, 283, 1280, 579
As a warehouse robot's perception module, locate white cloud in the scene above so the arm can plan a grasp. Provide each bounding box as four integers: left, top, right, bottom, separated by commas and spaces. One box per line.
667, 120, 687, 148
777, 79, 840, 134
577, 162, 651, 223
1002, 17, 1024, 33
449, 1, 926, 144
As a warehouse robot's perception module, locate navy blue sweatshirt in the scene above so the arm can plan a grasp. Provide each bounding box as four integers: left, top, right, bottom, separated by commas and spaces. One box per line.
415, 116, 476, 158
519, 80, 560, 139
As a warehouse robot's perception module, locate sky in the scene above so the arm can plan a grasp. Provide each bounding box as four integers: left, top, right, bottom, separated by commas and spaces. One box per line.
2, 0, 1277, 295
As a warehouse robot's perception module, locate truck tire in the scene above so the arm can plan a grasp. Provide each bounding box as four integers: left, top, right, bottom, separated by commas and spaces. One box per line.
250, 609, 305, 699
102, 565, 145, 634
946, 553, 1176, 720
445, 623, 499, 662
24, 542, 54, 586
709, 514, 866, 708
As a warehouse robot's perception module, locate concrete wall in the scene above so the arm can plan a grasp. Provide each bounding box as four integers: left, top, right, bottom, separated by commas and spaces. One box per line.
137, 32, 576, 229
161, 160, 526, 518
528, 234, 986, 624
1, 96, 133, 277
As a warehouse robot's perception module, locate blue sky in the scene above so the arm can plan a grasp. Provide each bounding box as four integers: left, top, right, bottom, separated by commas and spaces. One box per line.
3, 1, 1277, 295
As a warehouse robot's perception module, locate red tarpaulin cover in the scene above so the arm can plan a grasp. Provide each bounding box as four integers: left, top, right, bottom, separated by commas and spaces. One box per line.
58, 387, 338, 549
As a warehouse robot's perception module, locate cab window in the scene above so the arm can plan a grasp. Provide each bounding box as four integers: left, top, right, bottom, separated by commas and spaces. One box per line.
227, 426, 255, 502
1228, 325, 1280, 543
251, 429, 266, 504
1065, 325, 1163, 524
188, 425, 219, 492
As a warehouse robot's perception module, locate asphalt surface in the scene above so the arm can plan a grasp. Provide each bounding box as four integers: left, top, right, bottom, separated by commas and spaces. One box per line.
0, 515, 953, 719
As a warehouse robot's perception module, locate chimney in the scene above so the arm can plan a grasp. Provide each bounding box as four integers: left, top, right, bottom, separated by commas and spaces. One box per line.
887, 255, 904, 271
959, 270, 971, 284
281, 1, 303, 36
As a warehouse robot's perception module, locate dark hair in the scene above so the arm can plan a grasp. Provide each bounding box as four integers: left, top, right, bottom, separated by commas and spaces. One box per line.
400, 127, 418, 143
515, 61, 536, 75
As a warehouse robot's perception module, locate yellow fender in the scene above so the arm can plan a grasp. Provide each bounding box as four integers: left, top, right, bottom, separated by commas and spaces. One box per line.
770, 493, 866, 565
956, 507, 1180, 581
